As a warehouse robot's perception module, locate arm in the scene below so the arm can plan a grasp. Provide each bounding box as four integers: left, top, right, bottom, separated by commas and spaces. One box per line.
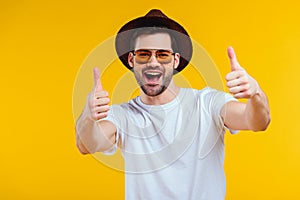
221, 47, 270, 132
75, 68, 117, 154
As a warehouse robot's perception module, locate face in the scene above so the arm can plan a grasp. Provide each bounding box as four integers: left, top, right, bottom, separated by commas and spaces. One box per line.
128, 33, 180, 96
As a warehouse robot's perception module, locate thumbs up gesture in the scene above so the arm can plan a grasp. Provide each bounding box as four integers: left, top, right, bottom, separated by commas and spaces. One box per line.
225, 47, 259, 99
87, 68, 110, 121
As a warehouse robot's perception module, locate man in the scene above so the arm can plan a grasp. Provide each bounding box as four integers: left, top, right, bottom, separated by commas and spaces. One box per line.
76, 9, 270, 200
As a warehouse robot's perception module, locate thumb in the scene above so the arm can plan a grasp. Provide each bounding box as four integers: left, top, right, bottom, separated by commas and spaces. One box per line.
227, 46, 242, 71
93, 67, 102, 90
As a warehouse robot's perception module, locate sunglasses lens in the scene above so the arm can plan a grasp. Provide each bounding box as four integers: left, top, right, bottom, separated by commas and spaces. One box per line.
134, 50, 152, 64
156, 50, 173, 64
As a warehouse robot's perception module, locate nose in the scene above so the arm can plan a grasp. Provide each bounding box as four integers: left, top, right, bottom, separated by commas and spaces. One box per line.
147, 53, 160, 66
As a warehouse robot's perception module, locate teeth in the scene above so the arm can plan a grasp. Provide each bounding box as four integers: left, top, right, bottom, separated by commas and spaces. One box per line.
146, 72, 160, 76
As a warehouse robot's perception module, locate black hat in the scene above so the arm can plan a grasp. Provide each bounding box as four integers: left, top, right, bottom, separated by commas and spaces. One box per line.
115, 9, 193, 74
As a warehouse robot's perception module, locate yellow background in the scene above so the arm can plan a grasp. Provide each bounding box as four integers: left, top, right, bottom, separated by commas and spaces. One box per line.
1, 0, 299, 199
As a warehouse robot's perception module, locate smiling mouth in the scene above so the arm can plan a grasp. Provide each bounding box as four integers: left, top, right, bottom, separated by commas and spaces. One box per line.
143, 71, 162, 85
144, 72, 162, 79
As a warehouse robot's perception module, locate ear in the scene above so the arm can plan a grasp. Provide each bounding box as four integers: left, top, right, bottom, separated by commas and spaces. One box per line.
173, 53, 180, 69
128, 52, 134, 68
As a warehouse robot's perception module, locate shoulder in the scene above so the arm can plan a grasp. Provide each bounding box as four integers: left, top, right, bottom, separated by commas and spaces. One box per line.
109, 97, 144, 115
185, 87, 224, 100
197, 87, 223, 96
190, 87, 237, 113
195, 87, 235, 102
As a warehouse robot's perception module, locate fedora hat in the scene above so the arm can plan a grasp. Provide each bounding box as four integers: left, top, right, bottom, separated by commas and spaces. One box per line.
115, 9, 193, 74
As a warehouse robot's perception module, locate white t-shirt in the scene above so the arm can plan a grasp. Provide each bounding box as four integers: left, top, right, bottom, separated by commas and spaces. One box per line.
103, 87, 237, 200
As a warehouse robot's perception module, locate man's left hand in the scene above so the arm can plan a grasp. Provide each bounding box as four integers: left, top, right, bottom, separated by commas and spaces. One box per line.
225, 46, 259, 99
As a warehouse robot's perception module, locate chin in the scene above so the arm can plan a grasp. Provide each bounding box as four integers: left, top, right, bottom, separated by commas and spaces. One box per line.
141, 85, 167, 97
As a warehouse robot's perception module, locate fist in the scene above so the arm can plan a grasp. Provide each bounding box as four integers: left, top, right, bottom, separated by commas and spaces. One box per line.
225, 47, 259, 99
87, 68, 110, 121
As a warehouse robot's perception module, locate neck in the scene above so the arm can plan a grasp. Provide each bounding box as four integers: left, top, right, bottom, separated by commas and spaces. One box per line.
140, 80, 180, 105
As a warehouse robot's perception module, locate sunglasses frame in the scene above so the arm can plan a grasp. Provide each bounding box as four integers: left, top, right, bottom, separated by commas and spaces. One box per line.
131, 49, 176, 64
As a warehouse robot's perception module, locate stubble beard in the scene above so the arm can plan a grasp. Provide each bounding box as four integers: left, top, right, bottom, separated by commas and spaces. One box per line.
133, 63, 174, 97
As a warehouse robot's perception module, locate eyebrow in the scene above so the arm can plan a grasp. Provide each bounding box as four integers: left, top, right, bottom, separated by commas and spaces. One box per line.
135, 49, 173, 52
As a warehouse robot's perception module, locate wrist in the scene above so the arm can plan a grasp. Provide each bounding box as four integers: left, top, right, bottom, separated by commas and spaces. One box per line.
249, 78, 261, 98
250, 85, 263, 99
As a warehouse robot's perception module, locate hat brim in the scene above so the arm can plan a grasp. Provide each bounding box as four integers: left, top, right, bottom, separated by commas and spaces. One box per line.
115, 16, 193, 74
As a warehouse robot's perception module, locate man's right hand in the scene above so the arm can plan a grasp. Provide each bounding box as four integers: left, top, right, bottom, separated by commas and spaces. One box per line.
76, 68, 116, 154
87, 67, 110, 121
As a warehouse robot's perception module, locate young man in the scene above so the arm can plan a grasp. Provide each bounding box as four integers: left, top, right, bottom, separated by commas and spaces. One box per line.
76, 9, 270, 200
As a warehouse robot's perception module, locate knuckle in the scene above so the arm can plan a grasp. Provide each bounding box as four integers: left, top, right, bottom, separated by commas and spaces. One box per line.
226, 81, 231, 87
103, 105, 110, 112
98, 90, 106, 96
244, 90, 251, 96
243, 76, 249, 83
225, 75, 230, 81
99, 105, 110, 112
99, 98, 109, 105
226, 72, 234, 80
100, 112, 108, 118
94, 107, 100, 113
240, 70, 246, 75
104, 98, 110, 104
234, 93, 240, 98
92, 113, 98, 120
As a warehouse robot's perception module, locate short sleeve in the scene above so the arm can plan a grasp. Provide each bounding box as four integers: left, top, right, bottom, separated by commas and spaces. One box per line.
201, 87, 238, 133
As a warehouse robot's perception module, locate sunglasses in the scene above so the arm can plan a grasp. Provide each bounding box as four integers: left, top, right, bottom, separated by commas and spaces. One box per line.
132, 49, 175, 64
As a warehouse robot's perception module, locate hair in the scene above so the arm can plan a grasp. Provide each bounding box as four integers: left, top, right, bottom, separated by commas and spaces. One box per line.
129, 27, 178, 53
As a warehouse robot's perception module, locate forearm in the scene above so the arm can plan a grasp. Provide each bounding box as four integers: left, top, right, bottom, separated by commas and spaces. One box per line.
76, 109, 114, 154
245, 87, 271, 131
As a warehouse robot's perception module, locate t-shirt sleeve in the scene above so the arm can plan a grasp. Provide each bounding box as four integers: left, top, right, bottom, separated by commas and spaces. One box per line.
202, 87, 238, 134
